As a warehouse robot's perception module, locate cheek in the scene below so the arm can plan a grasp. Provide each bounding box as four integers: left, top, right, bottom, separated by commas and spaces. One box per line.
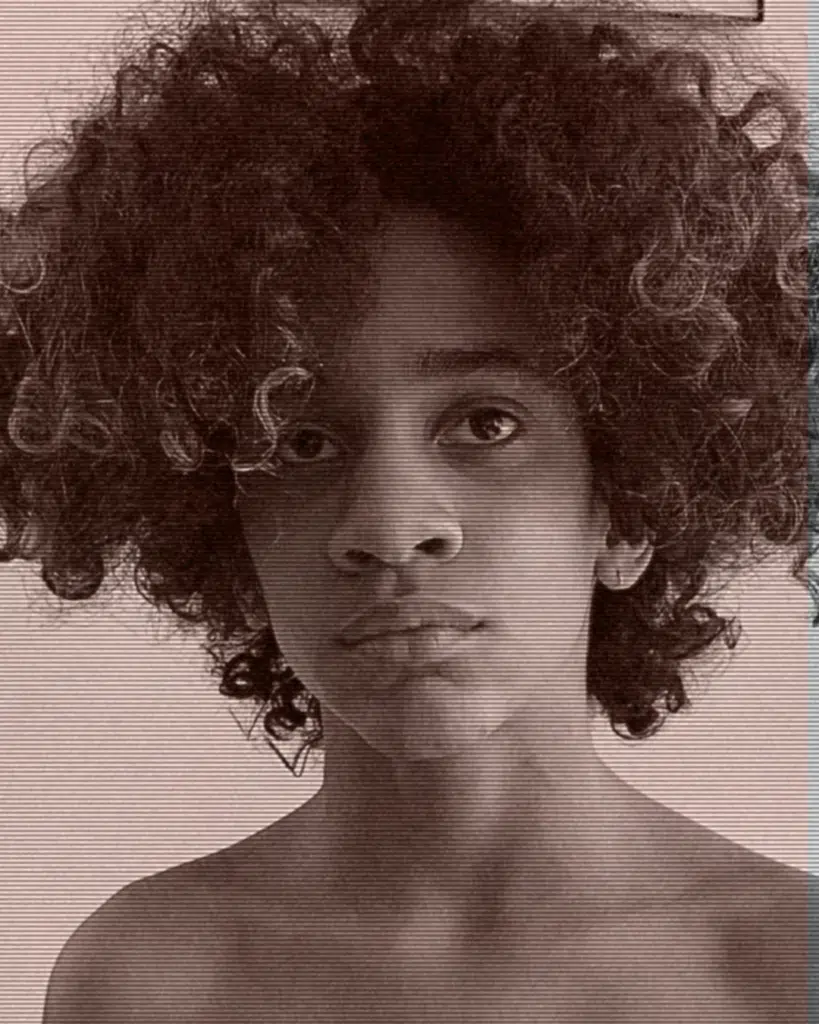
479, 495, 597, 618
238, 475, 316, 557
239, 506, 333, 632
489, 477, 595, 555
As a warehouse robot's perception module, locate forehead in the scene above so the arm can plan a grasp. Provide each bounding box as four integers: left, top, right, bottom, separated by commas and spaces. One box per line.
321, 206, 539, 383
370, 205, 520, 304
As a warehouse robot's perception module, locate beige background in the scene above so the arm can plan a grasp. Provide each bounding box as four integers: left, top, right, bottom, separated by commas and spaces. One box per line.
0, 2, 812, 1022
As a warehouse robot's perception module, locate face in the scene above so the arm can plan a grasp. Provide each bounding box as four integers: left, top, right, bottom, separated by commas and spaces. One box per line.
237, 205, 611, 763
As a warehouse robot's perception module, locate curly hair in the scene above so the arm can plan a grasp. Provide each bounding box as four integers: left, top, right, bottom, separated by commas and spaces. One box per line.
0, 0, 814, 777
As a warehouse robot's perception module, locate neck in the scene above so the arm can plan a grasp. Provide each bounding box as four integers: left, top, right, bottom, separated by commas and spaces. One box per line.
313, 709, 656, 949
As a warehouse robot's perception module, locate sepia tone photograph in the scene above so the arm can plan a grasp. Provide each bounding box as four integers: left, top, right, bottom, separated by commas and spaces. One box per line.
0, 0, 813, 1021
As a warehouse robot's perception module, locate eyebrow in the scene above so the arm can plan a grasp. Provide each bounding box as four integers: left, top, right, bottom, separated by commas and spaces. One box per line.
315, 346, 547, 387
412, 346, 542, 381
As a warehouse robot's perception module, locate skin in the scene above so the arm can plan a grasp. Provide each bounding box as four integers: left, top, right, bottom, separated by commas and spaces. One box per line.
236, 203, 666, 965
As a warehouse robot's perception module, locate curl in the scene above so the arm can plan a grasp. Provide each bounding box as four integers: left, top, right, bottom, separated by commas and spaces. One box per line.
0, 0, 811, 774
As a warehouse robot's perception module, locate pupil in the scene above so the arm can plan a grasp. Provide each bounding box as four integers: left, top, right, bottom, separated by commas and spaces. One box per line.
293, 429, 323, 459
472, 410, 504, 441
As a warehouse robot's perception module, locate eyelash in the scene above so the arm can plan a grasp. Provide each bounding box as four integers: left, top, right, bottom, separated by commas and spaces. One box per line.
274, 404, 525, 467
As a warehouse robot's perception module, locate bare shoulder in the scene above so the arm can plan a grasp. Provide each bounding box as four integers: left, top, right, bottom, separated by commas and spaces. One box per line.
43, 861, 231, 1024
718, 853, 817, 1024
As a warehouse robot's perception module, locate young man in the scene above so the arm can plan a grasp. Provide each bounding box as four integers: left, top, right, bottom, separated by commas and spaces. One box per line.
8, 1, 810, 1020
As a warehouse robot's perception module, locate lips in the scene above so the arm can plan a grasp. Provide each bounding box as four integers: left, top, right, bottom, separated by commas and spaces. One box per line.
336, 599, 482, 647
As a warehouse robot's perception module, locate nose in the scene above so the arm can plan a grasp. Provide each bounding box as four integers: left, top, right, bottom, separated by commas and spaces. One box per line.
327, 452, 464, 574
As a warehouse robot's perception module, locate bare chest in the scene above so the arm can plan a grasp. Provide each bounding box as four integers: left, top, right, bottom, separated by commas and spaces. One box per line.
200, 900, 767, 1024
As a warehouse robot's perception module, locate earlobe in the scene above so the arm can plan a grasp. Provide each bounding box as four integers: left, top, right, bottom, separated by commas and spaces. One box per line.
633, 540, 654, 574
621, 539, 654, 588
596, 531, 655, 591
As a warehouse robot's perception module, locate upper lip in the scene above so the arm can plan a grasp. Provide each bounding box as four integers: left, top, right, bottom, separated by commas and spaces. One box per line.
337, 599, 483, 646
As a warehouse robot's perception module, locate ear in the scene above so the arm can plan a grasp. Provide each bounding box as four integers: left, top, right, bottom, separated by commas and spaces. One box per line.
593, 499, 655, 588
625, 536, 654, 576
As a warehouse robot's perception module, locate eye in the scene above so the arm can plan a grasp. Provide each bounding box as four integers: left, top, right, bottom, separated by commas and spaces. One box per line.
274, 405, 524, 467
275, 425, 341, 466
440, 405, 523, 448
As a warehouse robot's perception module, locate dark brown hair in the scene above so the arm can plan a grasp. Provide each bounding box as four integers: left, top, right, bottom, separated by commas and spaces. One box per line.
0, 0, 813, 775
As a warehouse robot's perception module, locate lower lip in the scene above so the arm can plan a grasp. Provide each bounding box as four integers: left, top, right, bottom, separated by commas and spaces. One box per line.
342, 625, 482, 665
